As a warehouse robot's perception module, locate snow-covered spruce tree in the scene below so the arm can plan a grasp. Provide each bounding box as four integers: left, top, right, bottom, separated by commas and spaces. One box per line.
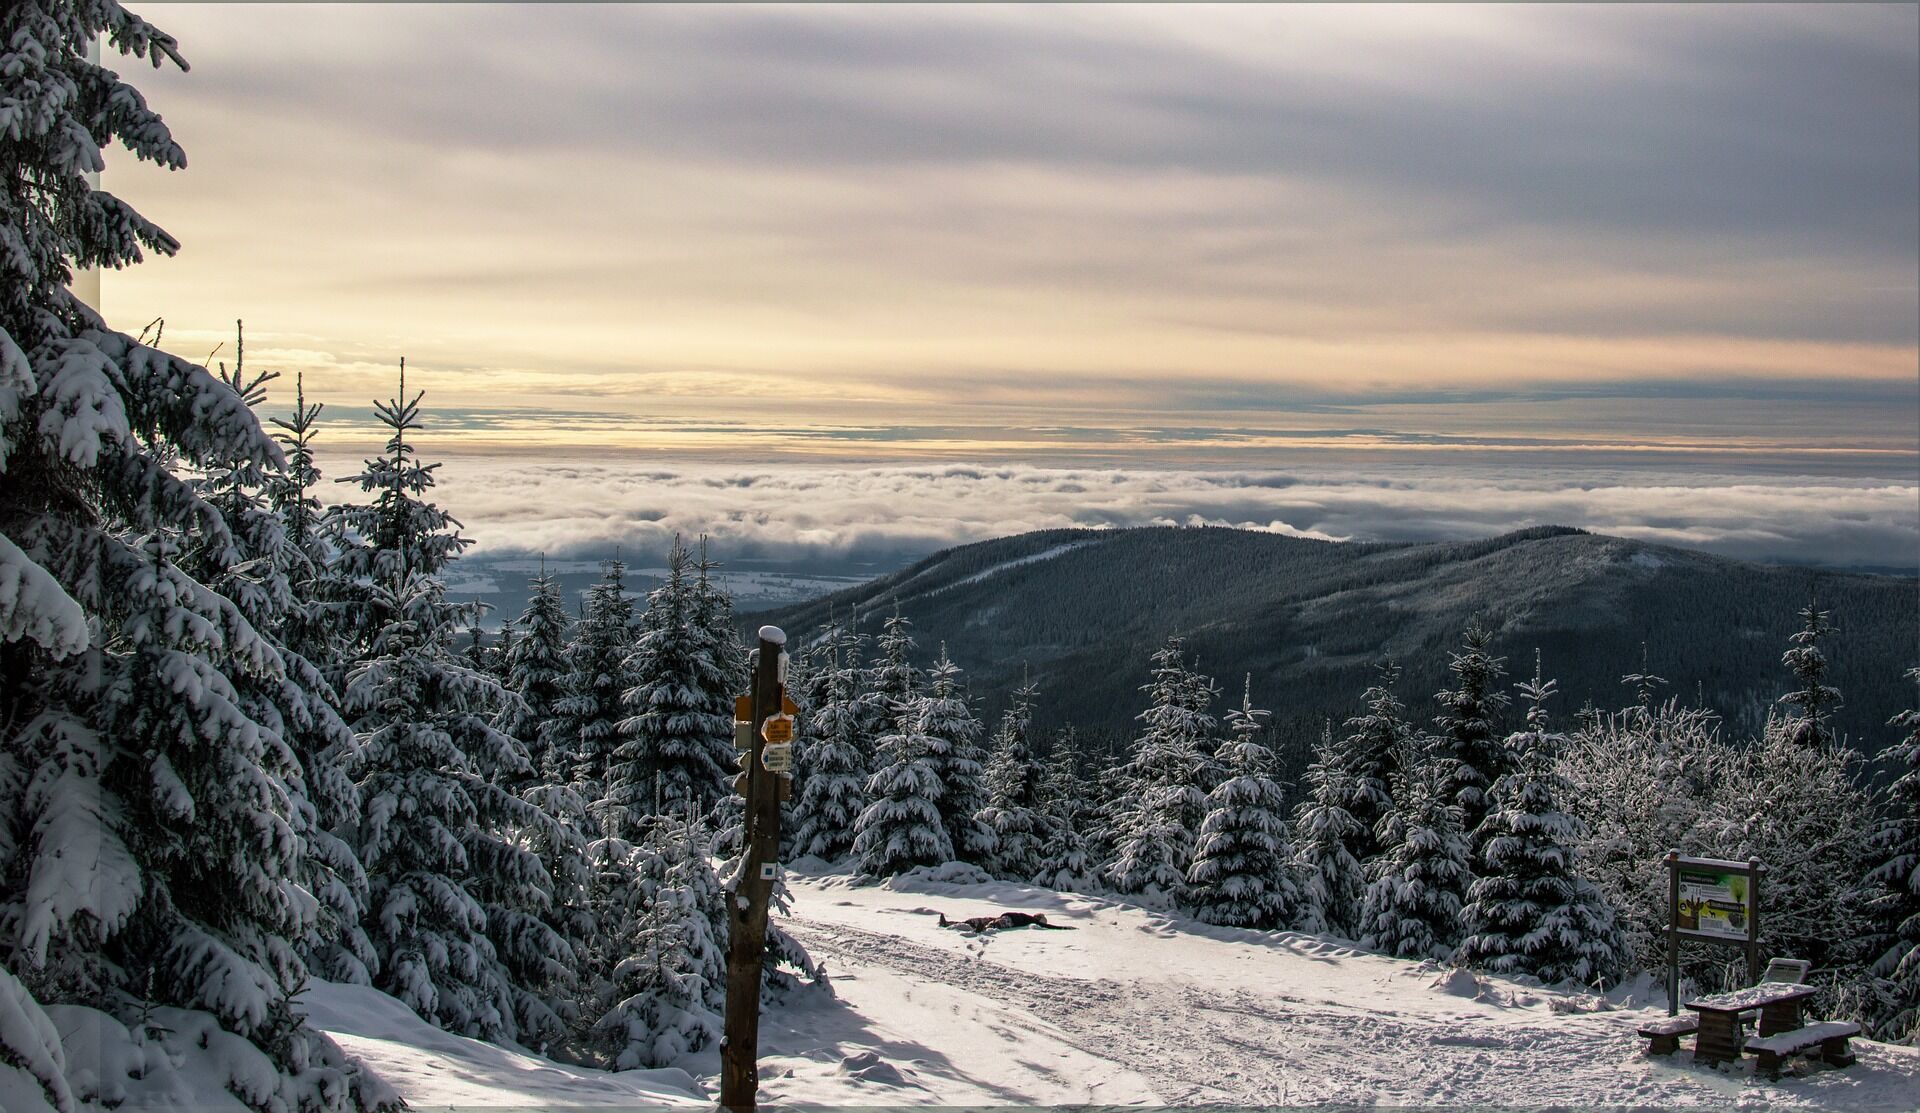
591, 813, 724, 1069
1430, 621, 1510, 851
1357, 755, 1473, 961
921, 646, 996, 864
572, 809, 642, 1046
688, 539, 751, 853
866, 603, 922, 736
556, 559, 637, 832
773, 640, 815, 859
1458, 661, 1624, 986
197, 348, 376, 988
515, 773, 594, 1042
1186, 658, 1230, 795
790, 624, 870, 861
1034, 726, 1099, 891
1188, 677, 1300, 929
1293, 722, 1368, 938
691, 538, 750, 790
978, 675, 1048, 880
614, 539, 732, 821
1085, 746, 1137, 869
1778, 592, 1843, 750
499, 573, 592, 1042
1104, 639, 1216, 902
1338, 661, 1412, 863
505, 562, 573, 784
852, 696, 955, 878
1870, 668, 1920, 1043
266, 372, 342, 664
0, 9, 388, 1108
784, 626, 832, 829
333, 374, 573, 1046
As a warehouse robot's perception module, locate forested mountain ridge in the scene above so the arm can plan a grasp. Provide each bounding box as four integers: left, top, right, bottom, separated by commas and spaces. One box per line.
752, 525, 1917, 760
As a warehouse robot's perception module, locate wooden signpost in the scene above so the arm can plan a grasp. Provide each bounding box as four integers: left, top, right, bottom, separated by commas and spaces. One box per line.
721, 626, 792, 1113
1664, 851, 1765, 1015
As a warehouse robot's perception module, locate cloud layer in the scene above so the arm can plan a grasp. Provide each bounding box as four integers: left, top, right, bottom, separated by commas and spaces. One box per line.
318, 453, 1917, 573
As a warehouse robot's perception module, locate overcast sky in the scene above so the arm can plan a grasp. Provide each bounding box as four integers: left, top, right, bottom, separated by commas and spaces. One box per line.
100, 4, 1917, 565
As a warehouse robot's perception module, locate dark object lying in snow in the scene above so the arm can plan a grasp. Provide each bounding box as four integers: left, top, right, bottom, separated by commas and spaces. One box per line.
937, 911, 1073, 933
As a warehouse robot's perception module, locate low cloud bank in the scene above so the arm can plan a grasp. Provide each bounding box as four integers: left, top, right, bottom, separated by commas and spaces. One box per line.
315, 454, 1919, 573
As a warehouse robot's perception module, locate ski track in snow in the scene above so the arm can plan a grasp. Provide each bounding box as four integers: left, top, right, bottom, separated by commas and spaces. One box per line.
937, 540, 1100, 592
784, 916, 1597, 1107
887, 539, 1101, 609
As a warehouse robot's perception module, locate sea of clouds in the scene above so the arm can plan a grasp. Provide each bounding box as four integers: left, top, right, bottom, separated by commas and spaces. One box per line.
313, 454, 1919, 573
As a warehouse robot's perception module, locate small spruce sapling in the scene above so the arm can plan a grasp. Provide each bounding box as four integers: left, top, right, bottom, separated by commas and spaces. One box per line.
1778, 591, 1843, 750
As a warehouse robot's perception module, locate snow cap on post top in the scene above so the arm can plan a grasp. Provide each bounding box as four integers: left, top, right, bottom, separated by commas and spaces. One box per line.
758, 625, 787, 646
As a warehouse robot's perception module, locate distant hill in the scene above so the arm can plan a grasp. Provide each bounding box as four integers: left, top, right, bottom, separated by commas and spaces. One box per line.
749, 526, 1918, 770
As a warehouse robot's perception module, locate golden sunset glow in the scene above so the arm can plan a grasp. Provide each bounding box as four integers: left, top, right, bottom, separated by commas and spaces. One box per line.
102, 4, 1916, 448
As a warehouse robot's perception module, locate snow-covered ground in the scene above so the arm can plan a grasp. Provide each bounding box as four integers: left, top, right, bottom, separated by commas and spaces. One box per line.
298, 983, 707, 1111
297, 861, 1920, 1109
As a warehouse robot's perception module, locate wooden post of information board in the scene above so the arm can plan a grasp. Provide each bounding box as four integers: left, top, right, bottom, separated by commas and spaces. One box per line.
721, 625, 787, 1113
1666, 849, 1680, 1016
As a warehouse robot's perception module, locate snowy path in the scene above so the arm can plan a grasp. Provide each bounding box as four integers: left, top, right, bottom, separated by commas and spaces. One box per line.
782, 914, 1644, 1106
770, 865, 1920, 1110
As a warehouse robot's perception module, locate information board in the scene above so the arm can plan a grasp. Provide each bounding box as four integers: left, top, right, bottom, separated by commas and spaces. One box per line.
1675, 863, 1752, 940
1663, 853, 1764, 1015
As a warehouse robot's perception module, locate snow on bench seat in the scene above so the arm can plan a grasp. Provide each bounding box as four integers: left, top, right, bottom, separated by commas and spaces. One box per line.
1746, 1020, 1860, 1055
1637, 1015, 1699, 1056
1746, 1021, 1860, 1078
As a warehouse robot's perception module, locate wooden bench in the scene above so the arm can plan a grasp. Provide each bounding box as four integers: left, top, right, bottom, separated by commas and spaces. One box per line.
1746, 1021, 1860, 1080
1638, 1015, 1700, 1056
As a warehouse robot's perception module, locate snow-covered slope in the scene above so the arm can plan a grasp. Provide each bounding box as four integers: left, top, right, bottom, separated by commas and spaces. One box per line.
295, 862, 1920, 1109
297, 982, 708, 1110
